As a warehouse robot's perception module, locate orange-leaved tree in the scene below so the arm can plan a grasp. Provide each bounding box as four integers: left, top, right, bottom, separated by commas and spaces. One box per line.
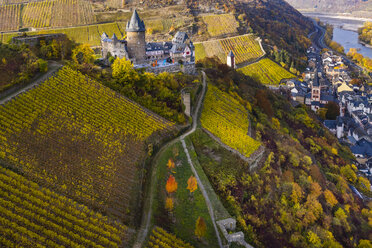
166, 175, 178, 194
167, 158, 175, 171
195, 216, 206, 239
187, 175, 198, 194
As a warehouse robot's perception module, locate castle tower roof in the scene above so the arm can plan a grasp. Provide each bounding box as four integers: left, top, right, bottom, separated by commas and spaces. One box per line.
101, 32, 109, 40
228, 50, 235, 57
112, 33, 118, 40
126, 9, 145, 32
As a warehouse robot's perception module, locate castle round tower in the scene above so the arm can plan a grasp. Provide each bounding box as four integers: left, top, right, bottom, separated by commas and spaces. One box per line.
126, 10, 146, 64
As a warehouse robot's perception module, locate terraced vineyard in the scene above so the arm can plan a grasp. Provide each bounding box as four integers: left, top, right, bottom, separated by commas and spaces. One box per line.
0, 165, 127, 247
1, 22, 125, 46
144, 18, 186, 34
50, 0, 95, 27
147, 227, 194, 248
0, 66, 174, 222
202, 14, 239, 37
201, 84, 261, 157
22, 0, 53, 28
195, 34, 264, 64
0, 4, 20, 31
0, 0, 95, 31
238, 58, 296, 85
1, 0, 41, 3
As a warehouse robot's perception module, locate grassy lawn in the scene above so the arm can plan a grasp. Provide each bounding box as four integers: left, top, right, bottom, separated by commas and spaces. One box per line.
184, 136, 230, 221
152, 141, 219, 247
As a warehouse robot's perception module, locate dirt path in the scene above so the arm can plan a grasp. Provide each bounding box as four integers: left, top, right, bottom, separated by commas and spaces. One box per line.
179, 71, 223, 247
0, 61, 62, 105
180, 138, 223, 248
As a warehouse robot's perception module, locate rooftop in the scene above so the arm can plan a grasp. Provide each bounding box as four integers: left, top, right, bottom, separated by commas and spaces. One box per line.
126, 9, 146, 32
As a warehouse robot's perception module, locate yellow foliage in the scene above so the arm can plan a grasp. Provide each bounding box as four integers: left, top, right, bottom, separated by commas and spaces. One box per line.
195, 217, 206, 239
323, 190, 338, 207
238, 58, 296, 85
187, 175, 198, 193
167, 158, 175, 170
201, 84, 260, 157
165, 197, 174, 212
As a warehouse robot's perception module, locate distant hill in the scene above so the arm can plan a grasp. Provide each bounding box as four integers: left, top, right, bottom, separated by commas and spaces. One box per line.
284, 0, 372, 17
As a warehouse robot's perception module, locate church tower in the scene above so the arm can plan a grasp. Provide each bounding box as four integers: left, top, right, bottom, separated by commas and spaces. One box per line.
126, 9, 146, 64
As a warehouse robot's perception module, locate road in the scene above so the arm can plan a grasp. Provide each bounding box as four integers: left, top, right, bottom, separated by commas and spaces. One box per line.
133, 71, 223, 248
0, 61, 62, 105
310, 20, 363, 72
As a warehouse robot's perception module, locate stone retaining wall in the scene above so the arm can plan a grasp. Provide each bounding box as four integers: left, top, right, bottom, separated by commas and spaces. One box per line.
145, 63, 196, 74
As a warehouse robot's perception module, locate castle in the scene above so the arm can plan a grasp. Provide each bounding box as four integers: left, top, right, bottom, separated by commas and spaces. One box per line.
101, 10, 195, 73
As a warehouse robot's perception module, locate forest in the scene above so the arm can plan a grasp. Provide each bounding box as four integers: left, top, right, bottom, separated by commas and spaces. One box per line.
191, 58, 371, 248
358, 21, 372, 46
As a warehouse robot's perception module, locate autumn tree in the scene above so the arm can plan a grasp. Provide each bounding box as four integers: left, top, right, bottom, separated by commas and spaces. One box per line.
291, 183, 303, 205
358, 240, 372, 248
357, 176, 371, 194
307, 231, 321, 248
340, 165, 357, 183
187, 175, 198, 194
111, 57, 138, 81
323, 190, 338, 207
72, 44, 94, 65
195, 217, 206, 239
166, 175, 178, 194
165, 197, 174, 212
334, 207, 350, 231
310, 182, 322, 198
255, 89, 273, 116
167, 158, 175, 171
271, 117, 280, 129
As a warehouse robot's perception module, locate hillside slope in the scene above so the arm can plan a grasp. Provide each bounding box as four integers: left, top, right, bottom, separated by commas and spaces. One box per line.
194, 58, 371, 248
0, 66, 175, 226
285, 0, 372, 17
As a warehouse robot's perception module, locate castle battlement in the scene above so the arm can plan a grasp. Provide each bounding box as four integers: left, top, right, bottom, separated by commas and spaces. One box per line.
101, 10, 195, 73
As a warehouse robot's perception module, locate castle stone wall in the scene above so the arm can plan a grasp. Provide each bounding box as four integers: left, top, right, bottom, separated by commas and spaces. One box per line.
127, 31, 146, 63
145, 63, 196, 74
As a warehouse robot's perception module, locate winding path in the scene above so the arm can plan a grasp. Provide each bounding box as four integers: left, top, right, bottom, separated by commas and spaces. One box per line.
133, 71, 223, 248
180, 71, 224, 248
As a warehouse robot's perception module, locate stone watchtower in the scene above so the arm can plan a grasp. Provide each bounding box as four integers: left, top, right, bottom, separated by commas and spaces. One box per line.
227, 50, 235, 69
126, 10, 146, 64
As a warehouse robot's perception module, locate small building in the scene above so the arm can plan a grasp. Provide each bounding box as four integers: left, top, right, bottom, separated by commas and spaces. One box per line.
324, 120, 337, 134
350, 139, 372, 159
337, 83, 353, 94
227, 50, 235, 69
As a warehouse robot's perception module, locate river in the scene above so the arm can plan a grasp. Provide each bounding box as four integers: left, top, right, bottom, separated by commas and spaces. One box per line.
304, 13, 372, 59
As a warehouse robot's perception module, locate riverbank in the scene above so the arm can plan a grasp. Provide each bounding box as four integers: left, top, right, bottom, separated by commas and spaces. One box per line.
306, 14, 372, 59
300, 11, 372, 21
303, 12, 371, 32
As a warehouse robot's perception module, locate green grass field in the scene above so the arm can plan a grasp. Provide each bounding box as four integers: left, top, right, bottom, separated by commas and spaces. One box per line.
152, 141, 219, 248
